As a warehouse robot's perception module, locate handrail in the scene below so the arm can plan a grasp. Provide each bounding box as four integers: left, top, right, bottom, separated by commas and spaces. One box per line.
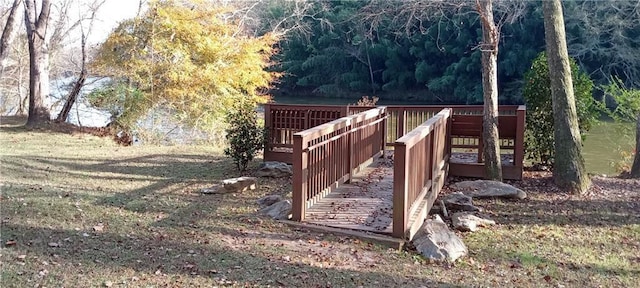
292, 107, 387, 221
393, 108, 451, 239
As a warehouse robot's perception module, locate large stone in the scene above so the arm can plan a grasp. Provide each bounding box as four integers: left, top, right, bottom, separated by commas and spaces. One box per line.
255, 162, 292, 178
259, 200, 292, 220
222, 177, 257, 193
201, 184, 225, 194
452, 180, 527, 200
443, 192, 480, 212
412, 215, 468, 262
451, 212, 496, 232
257, 194, 284, 208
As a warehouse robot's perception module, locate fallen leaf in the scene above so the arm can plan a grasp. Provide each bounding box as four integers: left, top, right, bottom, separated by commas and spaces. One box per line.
48, 242, 59, 247
93, 224, 104, 232
16, 254, 26, 260
5, 240, 16, 247
103, 280, 113, 287
510, 261, 523, 269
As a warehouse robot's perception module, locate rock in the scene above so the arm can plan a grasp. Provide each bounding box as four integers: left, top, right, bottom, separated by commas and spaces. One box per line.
200, 184, 224, 194
255, 162, 292, 178
222, 177, 257, 193
443, 192, 480, 212
201, 177, 258, 194
452, 180, 526, 200
412, 216, 468, 262
257, 194, 284, 208
451, 212, 496, 232
259, 200, 292, 220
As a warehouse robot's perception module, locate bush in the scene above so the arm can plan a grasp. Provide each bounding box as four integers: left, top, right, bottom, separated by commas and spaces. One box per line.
224, 103, 264, 172
522, 52, 598, 166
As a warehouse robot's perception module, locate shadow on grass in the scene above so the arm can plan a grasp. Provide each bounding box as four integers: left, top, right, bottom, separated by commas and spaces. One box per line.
1, 223, 457, 287
474, 197, 640, 227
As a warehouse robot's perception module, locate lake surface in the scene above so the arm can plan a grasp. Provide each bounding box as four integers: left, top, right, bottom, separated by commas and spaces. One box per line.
272, 95, 635, 175
583, 122, 635, 175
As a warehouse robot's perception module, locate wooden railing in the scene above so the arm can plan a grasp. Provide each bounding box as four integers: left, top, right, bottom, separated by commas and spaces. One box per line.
292, 107, 387, 221
264, 104, 526, 179
392, 109, 451, 239
264, 104, 350, 163
448, 105, 526, 180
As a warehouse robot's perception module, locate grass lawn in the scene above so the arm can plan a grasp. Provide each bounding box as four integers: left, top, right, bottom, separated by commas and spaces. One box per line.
1, 117, 638, 287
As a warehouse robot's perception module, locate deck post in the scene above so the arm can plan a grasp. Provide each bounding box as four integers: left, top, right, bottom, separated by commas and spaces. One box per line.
381, 107, 387, 158
292, 134, 308, 221
392, 142, 409, 239
347, 117, 353, 183
397, 109, 407, 138
263, 104, 272, 161
514, 106, 526, 179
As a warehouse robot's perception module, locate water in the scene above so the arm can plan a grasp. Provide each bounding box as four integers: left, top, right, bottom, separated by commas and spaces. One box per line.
583, 122, 635, 175
272, 95, 636, 175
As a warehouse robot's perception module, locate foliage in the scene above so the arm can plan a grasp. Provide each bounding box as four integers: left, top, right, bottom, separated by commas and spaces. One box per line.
268, 1, 638, 104
522, 52, 598, 166
224, 102, 264, 171
602, 78, 640, 174
354, 96, 379, 106
603, 78, 640, 122
92, 0, 278, 132
87, 81, 148, 130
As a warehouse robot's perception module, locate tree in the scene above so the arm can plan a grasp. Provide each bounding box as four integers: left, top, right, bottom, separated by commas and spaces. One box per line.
91, 0, 278, 132
55, 0, 105, 122
476, 0, 502, 180
0, 0, 22, 77
542, 0, 590, 193
23, 0, 52, 126
564, 0, 640, 88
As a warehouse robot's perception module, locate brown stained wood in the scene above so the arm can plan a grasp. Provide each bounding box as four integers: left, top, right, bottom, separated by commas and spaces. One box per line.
278, 220, 405, 250
392, 144, 408, 238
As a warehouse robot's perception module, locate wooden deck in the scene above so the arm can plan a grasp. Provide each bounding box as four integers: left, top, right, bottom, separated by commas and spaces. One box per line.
304, 156, 394, 235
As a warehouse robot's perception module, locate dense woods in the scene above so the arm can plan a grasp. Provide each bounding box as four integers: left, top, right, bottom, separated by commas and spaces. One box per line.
268, 1, 638, 104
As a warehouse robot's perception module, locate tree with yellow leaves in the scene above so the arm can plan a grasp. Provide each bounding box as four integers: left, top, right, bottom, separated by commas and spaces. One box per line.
91, 0, 278, 132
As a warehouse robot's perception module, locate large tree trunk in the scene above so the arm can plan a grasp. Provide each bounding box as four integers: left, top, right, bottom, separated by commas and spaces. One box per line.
477, 0, 502, 181
542, 0, 590, 193
0, 0, 22, 77
24, 0, 52, 127
630, 114, 640, 177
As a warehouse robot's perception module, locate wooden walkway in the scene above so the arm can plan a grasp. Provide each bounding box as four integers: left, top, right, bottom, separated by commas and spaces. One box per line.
304, 155, 395, 235
302, 151, 517, 236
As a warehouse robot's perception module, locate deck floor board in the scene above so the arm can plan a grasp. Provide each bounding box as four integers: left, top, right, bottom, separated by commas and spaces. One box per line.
304, 156, 394, 235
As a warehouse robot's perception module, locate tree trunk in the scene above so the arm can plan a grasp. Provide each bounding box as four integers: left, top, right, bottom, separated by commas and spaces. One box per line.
542, 0, 590, 193
0, 0, 22, 77
477, 0, 502, 181
24, 0, 52, 127
56, 34, 88, 122
630, 113, 640, 177
56, 71, 86, 122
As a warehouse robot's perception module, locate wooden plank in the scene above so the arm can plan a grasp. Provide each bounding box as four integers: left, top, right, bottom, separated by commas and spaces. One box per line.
278, 220, 405, 250
292, 135, 307, 221
392, 143, 409, 239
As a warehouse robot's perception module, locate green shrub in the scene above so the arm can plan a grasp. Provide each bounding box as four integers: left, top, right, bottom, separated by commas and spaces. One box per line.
224, 103, 264, 172
522, 52, 598, 166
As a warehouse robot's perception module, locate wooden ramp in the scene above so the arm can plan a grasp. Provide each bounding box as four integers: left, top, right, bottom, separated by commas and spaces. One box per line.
303, 156, 394, 235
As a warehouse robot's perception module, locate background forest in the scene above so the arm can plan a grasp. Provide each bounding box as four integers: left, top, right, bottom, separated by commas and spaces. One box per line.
261, 0, 639, 104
